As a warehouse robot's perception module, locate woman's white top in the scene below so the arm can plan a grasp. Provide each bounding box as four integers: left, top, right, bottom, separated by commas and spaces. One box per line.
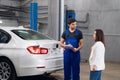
89, 41, 105, 71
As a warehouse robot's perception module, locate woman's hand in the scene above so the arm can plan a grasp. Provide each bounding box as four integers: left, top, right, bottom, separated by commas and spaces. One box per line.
92, 65, 97, 71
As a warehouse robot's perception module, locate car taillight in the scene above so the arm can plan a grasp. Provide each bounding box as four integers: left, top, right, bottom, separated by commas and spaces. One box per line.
27, 46, 48, 54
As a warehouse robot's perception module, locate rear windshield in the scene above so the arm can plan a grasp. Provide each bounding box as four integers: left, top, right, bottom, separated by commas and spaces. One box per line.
11, 29, 51, 40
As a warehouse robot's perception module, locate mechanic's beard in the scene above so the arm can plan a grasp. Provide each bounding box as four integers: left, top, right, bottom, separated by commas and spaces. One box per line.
71, 28, 76, 30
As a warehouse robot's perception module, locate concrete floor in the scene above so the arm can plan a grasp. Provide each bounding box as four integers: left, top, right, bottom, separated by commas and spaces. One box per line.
51, 62, 120, 80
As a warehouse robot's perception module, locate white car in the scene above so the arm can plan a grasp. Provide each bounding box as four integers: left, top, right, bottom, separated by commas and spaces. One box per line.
0, 27, 63, 80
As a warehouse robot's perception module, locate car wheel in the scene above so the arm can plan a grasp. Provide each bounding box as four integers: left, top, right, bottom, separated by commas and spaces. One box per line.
0, 58, 17, 80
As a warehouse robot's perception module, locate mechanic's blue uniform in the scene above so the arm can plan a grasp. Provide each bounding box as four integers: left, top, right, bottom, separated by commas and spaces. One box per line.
64, 29, 80, 80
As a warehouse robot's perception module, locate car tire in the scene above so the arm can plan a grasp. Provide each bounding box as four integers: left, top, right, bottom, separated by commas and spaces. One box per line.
0, 58, 17, 80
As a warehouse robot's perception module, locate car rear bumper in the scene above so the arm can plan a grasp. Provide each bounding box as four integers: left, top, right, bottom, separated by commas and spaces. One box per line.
18, 57, 63, 77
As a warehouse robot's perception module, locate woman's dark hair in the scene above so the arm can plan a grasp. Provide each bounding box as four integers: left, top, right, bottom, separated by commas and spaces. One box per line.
67, 18, 76, 25
95, 29, 105, 46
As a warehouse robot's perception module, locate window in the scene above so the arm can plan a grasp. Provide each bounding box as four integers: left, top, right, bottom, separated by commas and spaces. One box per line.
0, 29, 11, 43
11, 30, 51, 40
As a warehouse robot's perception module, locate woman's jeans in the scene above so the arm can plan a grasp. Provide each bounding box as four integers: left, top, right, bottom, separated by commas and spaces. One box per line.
90, 71, 102, 80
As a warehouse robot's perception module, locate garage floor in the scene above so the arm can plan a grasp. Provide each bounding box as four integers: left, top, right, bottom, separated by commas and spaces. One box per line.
52, 62, 120, 80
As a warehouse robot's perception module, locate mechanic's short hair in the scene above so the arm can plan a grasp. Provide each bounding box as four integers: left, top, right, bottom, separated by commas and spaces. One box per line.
67, 18, 76, 25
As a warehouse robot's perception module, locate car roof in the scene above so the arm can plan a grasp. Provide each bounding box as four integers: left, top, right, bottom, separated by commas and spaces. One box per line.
0, 26, 29, 31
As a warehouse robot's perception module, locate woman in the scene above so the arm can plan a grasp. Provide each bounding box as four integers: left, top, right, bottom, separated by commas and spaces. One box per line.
89, 29, 105, 80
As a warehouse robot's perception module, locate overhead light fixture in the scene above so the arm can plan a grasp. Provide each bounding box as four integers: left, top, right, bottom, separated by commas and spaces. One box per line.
0, 20, 3, 24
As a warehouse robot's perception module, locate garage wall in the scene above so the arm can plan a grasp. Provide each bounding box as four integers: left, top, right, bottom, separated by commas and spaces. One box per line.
36, 0, 49, 35
0, 0, 20, 27
27, 0, 60, 40
19, 0, 49, 35
65, 0, 120, 62
0, 0, 20, 6
1, 0, 119, 62
48, 0, 60, 40
34, 0, 60, 40
0, 20, 18, 27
